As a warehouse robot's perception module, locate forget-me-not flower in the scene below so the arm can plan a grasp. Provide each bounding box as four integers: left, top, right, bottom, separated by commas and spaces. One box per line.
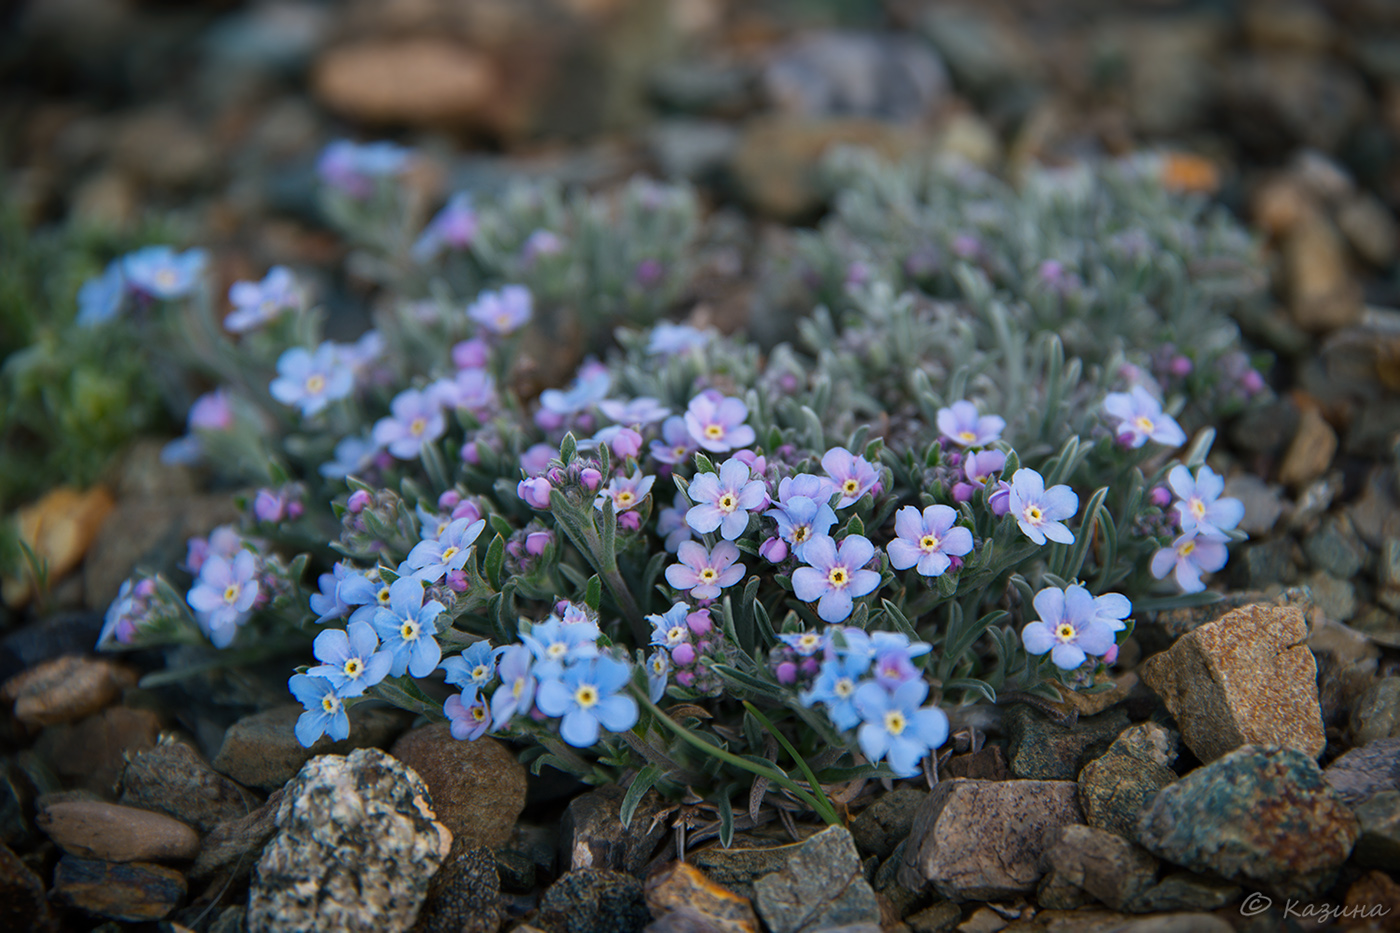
413, 193, 477, 262
791, 534, 882, 623
521, 616, 601, 681
226, 266, 302, 333
1150, 529, 1229, 593
374, 389, 447, 460
491, 644, 537, 727
270, 343, 354, 418
468, 285, 532, 336
440, 640, 497, 700
684, 390, 755, 453
648, 602, 692, 650
539, 360, 611, 418
1021, 585, 1119, 670
937, 400, 1006, 447
534, 655, 639, 748
187, 550, 260, 648
853, 678, 949, 778
686, 459, 767, 540
317, 139, 413, 198
599, 397, 670, 426
403, 517, 486, 584
289, 674, 350, 746
443, 692, 493, 741
1103, 385, 1187, 449
320, 434, 380, 479
308, 620, 393, 696
822, 447, 880, 508
765, 495, 837, 561
656, 490, 694, 552
1006, 468, 1078, 546
800, 652, 870, 730
595, 469, 654, 515
650, 416, 698, 466
1166, 464, 1244, 536
122, 246, 207, 300
665, 540, 745, 600
371, 577, 445, 677
887, 505, 974, 577
76, 261, 126, 327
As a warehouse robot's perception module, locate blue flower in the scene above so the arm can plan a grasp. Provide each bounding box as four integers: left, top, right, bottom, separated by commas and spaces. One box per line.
800, 653, 870, 731
887, 505, 973, 577
226, 266, 302, 333
338, 569, 392, 625
647, 602, 692, 650
790, 534, 882, 624
647, 323, 711, 356
122, 246, 207, 300
440, 641, 497, 700
685, 458, 767, 540
853, 678, 949, 778
270, 343, 354, 418
371, 577, 445, 677
443, 692, 493, 741
1150, 530, 1229, 593
317, 139, 413, 198
373, 388, 446, 460
534, 655, 639, 748
468, 285, 532, 336
684, 390, 755, 453
520, 616, 601, 681
765, 496, 838, 562
289, 674, 350, 747
309, 562, 355, 624
403, 517, 486, 584
936, 400, 1006, 448
646, 650, 670, 702
308, 620, 393, 696
320, 434, 381, 479
656, 490, 694, 553
186, 550, 260, 648
1103, 385, 1186, 449
828, 627, 931, 665
598, 397, 670, 426
777, 630, 828, 656
539, 360, 611, 416
490, 645, 537, 727
1006, 468, 1078, 546
1166, 464, 1245, 537
75, 261, 126, 327
1021, 585, 1119, 670
821, 447, 879, 508
595, 469, 655, 515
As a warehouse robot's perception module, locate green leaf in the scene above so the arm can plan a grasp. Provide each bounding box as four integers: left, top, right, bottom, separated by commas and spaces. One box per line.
716, 791, 735, 847
944, 677, 997, 703
709, 663, 781, 700
484, 534, 506, 590
585, 574, 602, 612
1063, 486, 1108, 583
559, 432, 578, 464
693, 452, 716, 475
489, 514, 513, 539
369, 677, 445, 720
620, 764, 662, 829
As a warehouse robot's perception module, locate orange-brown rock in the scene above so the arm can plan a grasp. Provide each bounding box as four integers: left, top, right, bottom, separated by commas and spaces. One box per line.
2, 655, 136, 728
389, 724, 524, 849
2, 485, 115, 607
645, 861, 758, 933
1140, 603, 1326, 763
38, 800, 200, 862
312, 39, 498, 129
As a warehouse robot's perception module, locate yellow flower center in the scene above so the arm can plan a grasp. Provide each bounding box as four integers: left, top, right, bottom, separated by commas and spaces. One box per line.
793, 526, 811, 543
1180, 541, 1195, 556
305, 373, 326, 395
321, 694, 339, 714
674, 446, 689, 458
798, 633, 820, 651
344, 658, 363, 678
704, 423, 724, 441
441, 546, 460, 562
410, 417, 427, 437
1024, 505, 1043, 523
548, 642, 567, 659
496, 313, 512, 330
472, 665, 489, 682
1056, 623, 1076, 642
575, 684, 599, 708
401, 620, 419, 641
842, 479, 860, 495
377, 586, 392, 604
828, 567, 848, 588
223, 584, 241, 604
958, 430, 976, 443
700, 568, 718, 583
156, 269, 179, 289
471, 705, 488, 722
512, 678, 525, 698
1190, 499, 1207, 519
668, 626, 687, 644
884, 710, 907, 736
718, 493, 736, 512
616, 491, 635, 507
919, 534, 940, 553
1134, 415, 1156, 434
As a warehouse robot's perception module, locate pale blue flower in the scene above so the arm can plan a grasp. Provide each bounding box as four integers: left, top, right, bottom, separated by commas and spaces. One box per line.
468, 285, 532, 336
764, 496, 836, 561
1104, 385, 1186, 449
75, 261, 126, 327
684, 390, 755, 453
646, 650, 670, 703
371, 577, 444, 677
270, 343, 354, 418
490, 645, 537, 727
187, 550, 260, 648
656, 490, 694, 553
800, 653, 869, 731
413, 193, 477, 262
887, 505, 973, 577
1007, 468, 1077, 546
1021, 585, 1118, 669
521, 616, 601, 681
853, 678, 949, 778
308, 621, 393, 696
648, 322, 711, 356
936, 400, 1005, 447
534, 655, 639, 748
440, 641, 497, 701
791, 535, 881, 624
1167, 464, 1244, 536
122, 246, 207, 300
686, 459, 767, 540
821, 447, 879, 508
444, 692, 493, 741
665, 540, 745, 600
289, 674, 349, 747
650, 416, 698, 465
403, 517, 485, 583
595, 469, 655, 515
226, 266, 302, 333
648, 602, 692, 649
1150, 530, 1229, 593
373, 388, 447, 461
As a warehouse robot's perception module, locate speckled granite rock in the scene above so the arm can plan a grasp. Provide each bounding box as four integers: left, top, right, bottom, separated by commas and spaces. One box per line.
1078, 723, 1180, 840
752, 826, 880, 933
246, 749, 452, 933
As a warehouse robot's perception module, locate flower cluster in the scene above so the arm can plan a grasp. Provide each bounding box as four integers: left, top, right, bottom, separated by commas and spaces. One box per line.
77, 246, 208, 326
1149, 464, 1245, 592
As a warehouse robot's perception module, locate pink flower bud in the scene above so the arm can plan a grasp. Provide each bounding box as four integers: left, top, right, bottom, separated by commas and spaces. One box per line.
134, 579, 157, 599
1101, 643, 1119, 665
1169, 356, 1193, 377
534, 409, 566, 431
776, 661, 797, 685
452, 500, 482, 523
286, 500, 304, 519
672, 643, 697, 666
446, 569, 469, 593
1149, 485, 1172, 508
579, 468, 603, 492
952, 482, 976, 502
686, 609, 713, 637
759, 536, 788, 563
947, 555, 963, 573
253, 489, 284, 523
676, 670, 695, 687
525, 531, 552, 556
452, 338, 490, 370
517, 477, 553, 510
799, 656, 820, 677
1241, 370, 1264, 394
617, 510, 641, 532
506, 540, 524, 560
347, 490, 372, 513
546, 467, 567, 486
609, 428, 644, 460
988, 481, 1011, 516
438, 490, 462, 510
460, 440, 481, 465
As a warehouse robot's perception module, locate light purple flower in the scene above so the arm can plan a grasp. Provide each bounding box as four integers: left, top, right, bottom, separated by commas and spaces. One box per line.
337, 329, 385, 379
765, 496, 837, 561
1103, 385, 1187, 449
598, 397, 670, 426
187, 550, 260, 648
1150, 530, 1229, 593
1020, 585, 1118, 670
534, 655, 639, 748
1006, 468, 1078, 546
188, 390, 234, 432
777, 473, 837, 506
371, 577, 445, 677
453, 338, 490, 370
403, 517, 486, 583
791, 534, 882, 623
665, 540, 745, 600
308, 621, 393, 697
779, 630, 828, 656
428, 369, 496, 418
684, 390, 755, 453
226, 266, 302, 333
373, 389, 447, 460
122, 246, 207, 300
76, 261, 125, 327
444, 692, 493, 741
413, 193, 478, 262
1167, 464, 1244, 536
887, 505, 973, 577
289, 674, 349, 747
521, 229, 564, 264
822, 448, 879, 508
648, 322, 712, 356
320, 434, 381, 479
656, 490, 693, 552
853, 678, 949, 778
952, 449, 1007, 501
685, 459, 767, 540
595, 469, 655, 515
317, 139, 412, 198
270, 343, 354, 418
490, 645, 537, 727
937, 401, 1006, 448
520, 443, 555, 478
650, 415, 698, 465
468, 285, 532, 336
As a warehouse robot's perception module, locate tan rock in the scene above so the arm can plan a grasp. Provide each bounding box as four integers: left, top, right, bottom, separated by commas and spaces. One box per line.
1, 655, 135, 728
1139, 603, 1326, 763
1278, 406, 1336, 489
313, 39, 498, 129
1253, 175, 1316, 238
36, 706, 163, 795
645, 861, 758, 933
3, 485, 115, 607
38, 800, 199, 862
1049, 672, 1138, 718
1337, 194, 1399, 268
389, 724, 525, 849
1286, 211, 1363, 332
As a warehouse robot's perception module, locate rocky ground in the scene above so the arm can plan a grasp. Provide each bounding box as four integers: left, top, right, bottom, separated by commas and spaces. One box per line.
3, 1, 1400, 931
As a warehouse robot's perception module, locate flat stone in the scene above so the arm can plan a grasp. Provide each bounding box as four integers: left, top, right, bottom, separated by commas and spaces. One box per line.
390, 724, 525, 852
313, 39, 497, 129
1006, 706, 1129, 781
1139, 603, 1325, 762
534, 868, 650, 933
556, 782, 669, 876
1078, 724, 1179, 840
37, 800, 199, 862
1302, 513, 1367, 578
120, 740, 261, 833
1324, 738, 1400, 806
1222, 475, 1286, 535
762, 31, 949, 122
2, 654, 135, 728
1307, 570, 1357, 622
35, 705, 162, 795
1338, 194, 1398, 267
247, 749, 452, 933
50, 855, 186, 922
0, 840, 54, 932
1353, 790, 1400, 869
943, 745, 1009, 781
753, 826, 880, 933
1238, 538, 1301, 589
83, 494, 240, 609
1351, 678, 1400, 745
1125, 871, 1240, 913
850, 787, 926, 861
1285, 209, 1364, 332
904, 900, 962, 932
1278, 407, 1338, 488
1048, 673, 1137, 718
898, 779, 1083, 899
213, 703, 408, 791
189, 788, 282, 883
645, 861, 758, 933
1039, 824, 1159, 911
2, 485, 114, 607
1349, 469, 1400, 548
689, 827, 823, 901
1137, 745, 1359, 898
413, 844, 502, 933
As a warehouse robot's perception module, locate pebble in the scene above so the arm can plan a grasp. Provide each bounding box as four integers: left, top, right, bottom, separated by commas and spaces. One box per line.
1337, 194, 1399, 267
1138, 603, 1326, 762
37, 799, 199, 862
50, 855, 186, 922
556, 782, 668, 876
1038, 824, 1159, 911
762, 31, 948, 122
1126, 872, 1240, 913
212, 703, 407, 791
898, 778, 1083, 899
0, 840, 54, 932
120, 740, 262, 833
688, 827, 823, 901
1302, 513, 1367, 578
1324, 737, 1400, 805
312, 39, 497, 130
533, 868, 650, 933
753, 825, 881, 933
0, 654, 135, 728
36, 705, 162, 794
1277, 407, 1337, 489
1351, 678, 1400, 745
1380, 540, 1400, 613
645, 861, 758, 933
390, 724, 525, 852
1349, 469, 1400, 550
1005, 706, 1129, 781
413, 844, 502, 933
0, 610, 106, 682
904, 900, 962, 932
943, 745, 1009, 781
1137, 745, 1359, 898
247, 749, 451, 933
1341, 870, 1400, 933
1, 485, 115, 608
1353, 790, 1400, 869
1286, 210, 1363, 333
189, 787, 282, 884
1047, 672, 1137, 718
1307, 570, 1358, 622
1077, 723, 1180, 840
849, 787, 926, 861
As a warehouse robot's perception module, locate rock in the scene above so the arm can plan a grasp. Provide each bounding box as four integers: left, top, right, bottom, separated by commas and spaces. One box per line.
1037, 912, 1233, 933
0, 840, 54, 932
1307, 570, 1357, 622
37, 799, 199, 862
2, 485, 115, 607
35, 705, 162, 794
942, 745, 1009, 781
247, 749, 452, 933
1224, 54, 1367, 155
1078, 724, 1180, 841
389, 725, 524, 852
688, 828, 823, 901
1222, 475, 1286, 536
213, 703, 407, 791
1338, 194, 1399, 267
1341, 870, 1400, 933
1353, 790, 1400, 869
648, 119, 739, 181
1302, 513, 1367, 578
556, 783, 669, 875
1138, 603, 1325, 763
751, 826, 880, 933
533, 868, 650, 933
954, 905, 1008, 933
645, 861, 758, 933
650, 61, 756, 117
1136, 745, 1359, 898
111, 107, 218, 190
1308, 614, 1380, 668
1278, 407, 1338, 488
898, 778, 1083, 899
83, 494, 239, 609
70, 168, 138, 231
413, 844, 501, 933
1351, 678, 1400, 745
0, 654, 135, 728
849, 787, 926, 861
1325, 738, 1400, 805
0, 758, 41, 848
904, 900, 962, 932
1104, 15, 1225, 137
50, 855, 186, 922
188, 788, 282, 883
1289, 474, 1339, 528
313, 39, 497, 130
1236, 539, 1300, 589
762, 31, 948, 122
119, 741, 261, 833
1006, 706, 1129, 781
0, 610, 105, 682
1039, 824, 1159, 911
1286, 211, 1363, 333
1125, 872, 1239, 913
918, 7, 1039, 97
1380, 540, 1400, 613
1048, 673, 1137, 719
1243, 0, 1335, 53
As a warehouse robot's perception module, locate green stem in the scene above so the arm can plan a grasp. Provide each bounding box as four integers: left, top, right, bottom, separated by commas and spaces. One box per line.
742, 702, 839, 821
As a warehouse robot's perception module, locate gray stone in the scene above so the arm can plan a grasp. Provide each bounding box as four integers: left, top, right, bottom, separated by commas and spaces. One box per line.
1137, 745, 1359, 899
213, 703, 408, 791
1006, 706, 1129, 781
1351, 678, 1400, 745
1307, 570, 1357, 621
1126, 872, 1240, 913
849, 787, 926, 861
534, 868, 650, 933
1350, 469, 1400, 547
1380, 540, 1400, 613
763, 31, 948, 122
1039, 824, 1159, 911
1324, 738, 1400, 806
189, 788, 281, 884
1222, 474, 1286, 535
648, 119, 739, 182
0, 841, 54, 932
1238, 538, 1300, 589
247, 749, 452, 933
50, 855, 186, 923
1078, 724, 1180, 840
918, 7, 1039, 95
1303, 514, 1367, 578
413, 844, 502, 933
688, 827, 822, 901
1353, 790, 1400, 870
898, 779, 1082, 899
904, 900, 961, 932
753, 826, 880, 933
120, 740, 261, 833
558, 783, 669, 876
